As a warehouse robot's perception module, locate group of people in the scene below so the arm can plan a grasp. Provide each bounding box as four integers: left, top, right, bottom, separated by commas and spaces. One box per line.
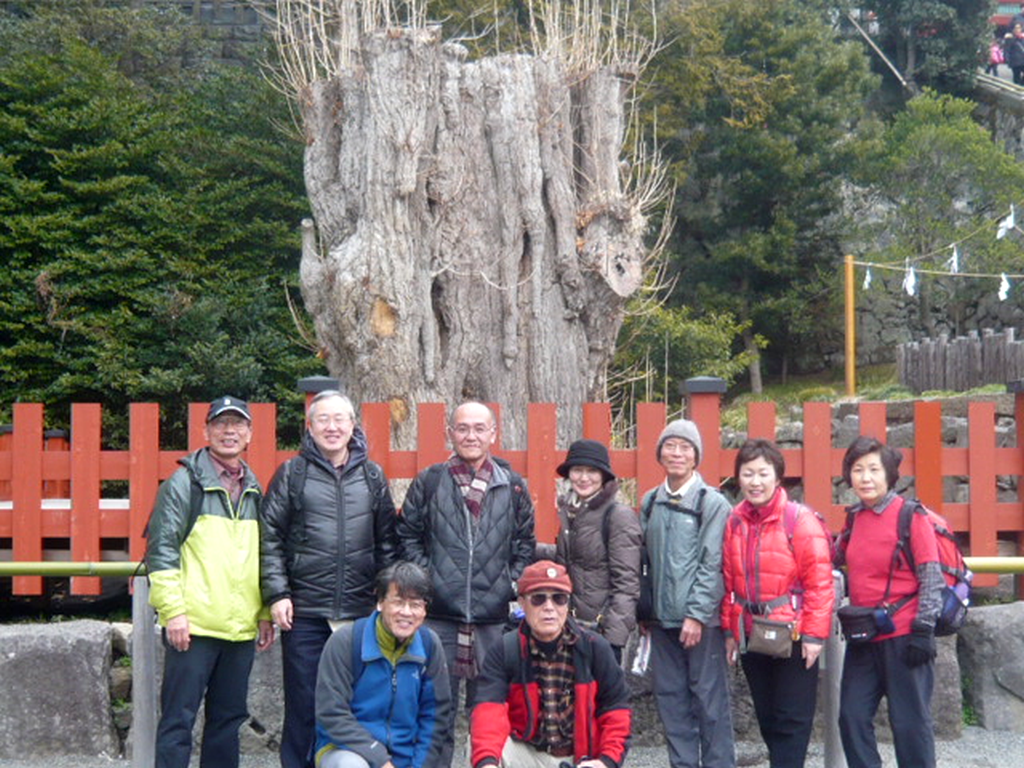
989, 5, 1024, 84
145, 393, 945, 768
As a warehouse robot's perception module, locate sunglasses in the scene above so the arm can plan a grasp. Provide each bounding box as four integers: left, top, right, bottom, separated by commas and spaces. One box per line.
526, 592, 570, 607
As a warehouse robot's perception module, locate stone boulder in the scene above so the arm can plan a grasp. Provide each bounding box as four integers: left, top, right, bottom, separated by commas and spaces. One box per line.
959, 602, 1024, 731
0, 619, 119, 758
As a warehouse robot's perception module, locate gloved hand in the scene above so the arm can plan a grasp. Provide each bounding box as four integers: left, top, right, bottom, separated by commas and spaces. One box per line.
904, 622, 936, 667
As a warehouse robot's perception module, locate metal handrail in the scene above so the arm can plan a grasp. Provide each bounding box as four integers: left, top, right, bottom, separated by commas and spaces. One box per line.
5, 559, 1023, 578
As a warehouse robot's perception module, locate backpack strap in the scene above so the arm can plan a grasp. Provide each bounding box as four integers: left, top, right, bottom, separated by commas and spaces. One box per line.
420, 464, 447, 505
350, 616, 369, 683
493, 456, 528, 514
503, 629, 520, 683
835, 506, 858, 566
363, 461, 385, 497
639, 490, 656, 526
895, 497, 920, 571
139, 463, 210, 582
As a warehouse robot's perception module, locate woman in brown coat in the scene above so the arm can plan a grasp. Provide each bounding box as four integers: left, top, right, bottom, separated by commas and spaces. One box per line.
552, 439, 642, 662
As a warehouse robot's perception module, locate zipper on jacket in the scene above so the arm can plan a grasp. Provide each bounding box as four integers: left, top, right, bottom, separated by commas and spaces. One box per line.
386, 664, 398, 752
464, 498, 474, 624
333, 468, 348, 620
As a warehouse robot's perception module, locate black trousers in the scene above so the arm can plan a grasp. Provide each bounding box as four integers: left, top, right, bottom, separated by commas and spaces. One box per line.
155, 633, 256, 768
280, 616, 335, 768
839, 635, 935, 768
741, 642, 819, 768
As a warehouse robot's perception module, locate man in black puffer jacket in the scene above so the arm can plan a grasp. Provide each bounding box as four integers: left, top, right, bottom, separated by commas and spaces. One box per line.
398, 401, 536, 768
260, 391, 398, 768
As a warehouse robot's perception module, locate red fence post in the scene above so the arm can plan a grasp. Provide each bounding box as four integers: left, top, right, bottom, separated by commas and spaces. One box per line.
636, 402, 668, 500
416, 403, 449, 472
527, 404, 558, 543
1013, 380, 1024, 597
968, 401, 999, 588
858, 402, 888, 442
802, 402, 838, 530
188, 402, 207, 452
129, 404, 160, 562
914, 401, 943, 514
362, 402, 393, 473
12, 403, 44, 594
43, 429, 70, 498
747, 401, 777, 440
0, 425, 11, 501
685, 377, 727, 486
247, 402, 279, 491
71, 404, 103, 595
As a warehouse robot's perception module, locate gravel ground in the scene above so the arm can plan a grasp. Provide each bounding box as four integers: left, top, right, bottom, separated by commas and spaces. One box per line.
4, 727, 1022, 768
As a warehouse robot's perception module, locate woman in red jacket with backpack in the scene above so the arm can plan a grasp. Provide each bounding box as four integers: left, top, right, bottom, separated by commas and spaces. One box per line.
722, 439, 835, 768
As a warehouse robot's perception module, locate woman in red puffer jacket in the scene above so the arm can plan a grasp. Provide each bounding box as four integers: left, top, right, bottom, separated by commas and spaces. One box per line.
722, 439, 835, 768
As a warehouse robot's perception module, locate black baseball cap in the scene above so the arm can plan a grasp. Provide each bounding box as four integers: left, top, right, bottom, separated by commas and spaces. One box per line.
206, 396, 252, 423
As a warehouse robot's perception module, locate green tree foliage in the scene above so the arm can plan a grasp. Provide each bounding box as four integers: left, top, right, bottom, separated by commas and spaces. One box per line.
0, 1, 317, 443
858, 0, 992, 94
612, 304, 761, 407
659, 0, 877, 385
853, 89, 1024, 334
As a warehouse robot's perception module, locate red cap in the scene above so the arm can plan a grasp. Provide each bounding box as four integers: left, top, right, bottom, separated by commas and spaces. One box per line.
517, 560, 572, 596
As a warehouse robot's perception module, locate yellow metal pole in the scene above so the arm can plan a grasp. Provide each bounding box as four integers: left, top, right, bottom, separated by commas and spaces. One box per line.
845, 254, 856, 397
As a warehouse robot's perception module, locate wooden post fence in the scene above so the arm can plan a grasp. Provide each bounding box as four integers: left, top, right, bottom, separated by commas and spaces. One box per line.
4, 382, 1024, 593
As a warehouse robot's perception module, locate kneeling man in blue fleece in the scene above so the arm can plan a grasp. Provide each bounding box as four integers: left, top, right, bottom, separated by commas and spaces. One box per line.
314, 561, 451, 768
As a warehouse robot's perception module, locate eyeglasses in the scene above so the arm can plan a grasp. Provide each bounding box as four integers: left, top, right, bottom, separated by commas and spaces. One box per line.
208, 416, 250, 431
313, 414, 353, 427
661, 440, 696, 454
450, 424, 495, 438
526, 592, 570, 607
383, 596, 427, 613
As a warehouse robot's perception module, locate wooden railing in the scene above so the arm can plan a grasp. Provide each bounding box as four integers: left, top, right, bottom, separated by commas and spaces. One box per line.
3, 386, 1023, 595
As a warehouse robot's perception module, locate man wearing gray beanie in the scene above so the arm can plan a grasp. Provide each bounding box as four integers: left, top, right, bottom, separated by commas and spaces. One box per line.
640, 418, 735, 768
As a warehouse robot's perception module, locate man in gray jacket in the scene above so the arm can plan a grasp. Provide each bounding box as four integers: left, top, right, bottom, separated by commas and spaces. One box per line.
260, 391, 398, 768
640, 418, 735, 768
397, 401, 535, 768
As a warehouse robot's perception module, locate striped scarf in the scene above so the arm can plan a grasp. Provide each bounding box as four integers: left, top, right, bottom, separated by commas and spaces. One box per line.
447, 456, 493, 519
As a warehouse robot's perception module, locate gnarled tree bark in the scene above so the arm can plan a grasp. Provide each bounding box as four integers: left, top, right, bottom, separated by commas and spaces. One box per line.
293, 19, 651, 445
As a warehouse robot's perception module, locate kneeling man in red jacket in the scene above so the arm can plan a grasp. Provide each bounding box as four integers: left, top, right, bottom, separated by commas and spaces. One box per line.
470, 560, 631, 768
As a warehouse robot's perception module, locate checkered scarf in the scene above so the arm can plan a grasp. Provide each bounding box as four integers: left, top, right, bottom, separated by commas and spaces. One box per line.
447, 456, 493, 519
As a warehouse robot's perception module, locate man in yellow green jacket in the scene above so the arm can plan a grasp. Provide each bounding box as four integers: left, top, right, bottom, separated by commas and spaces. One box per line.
146, 396, 274, 768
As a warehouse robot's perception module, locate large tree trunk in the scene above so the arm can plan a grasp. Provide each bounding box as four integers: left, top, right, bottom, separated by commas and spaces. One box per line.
298, 27, 647, 445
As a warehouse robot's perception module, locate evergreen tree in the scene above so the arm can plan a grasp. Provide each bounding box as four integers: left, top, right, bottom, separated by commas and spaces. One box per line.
0, 1, 317, 443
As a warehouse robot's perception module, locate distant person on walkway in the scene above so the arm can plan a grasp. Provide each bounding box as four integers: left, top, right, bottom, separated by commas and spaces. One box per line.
313, 561, 451, 768
260, 390, 398, 768
1006, 25, 1024, 85
722, 439, 835, 768
147, 396, 274, 768
640, 418, 735, 768
548, 438, 641, 664
988, 30, 1006, 76
470, 560, 631, 768
835, 436, 943, 768
397, 401, 536, 768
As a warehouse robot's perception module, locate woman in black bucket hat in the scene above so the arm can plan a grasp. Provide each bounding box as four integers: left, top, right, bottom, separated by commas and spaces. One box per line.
550, 439, 642, 663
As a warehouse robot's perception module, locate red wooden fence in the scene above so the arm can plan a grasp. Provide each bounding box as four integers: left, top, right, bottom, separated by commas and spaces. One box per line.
2, 392, 1022, 595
